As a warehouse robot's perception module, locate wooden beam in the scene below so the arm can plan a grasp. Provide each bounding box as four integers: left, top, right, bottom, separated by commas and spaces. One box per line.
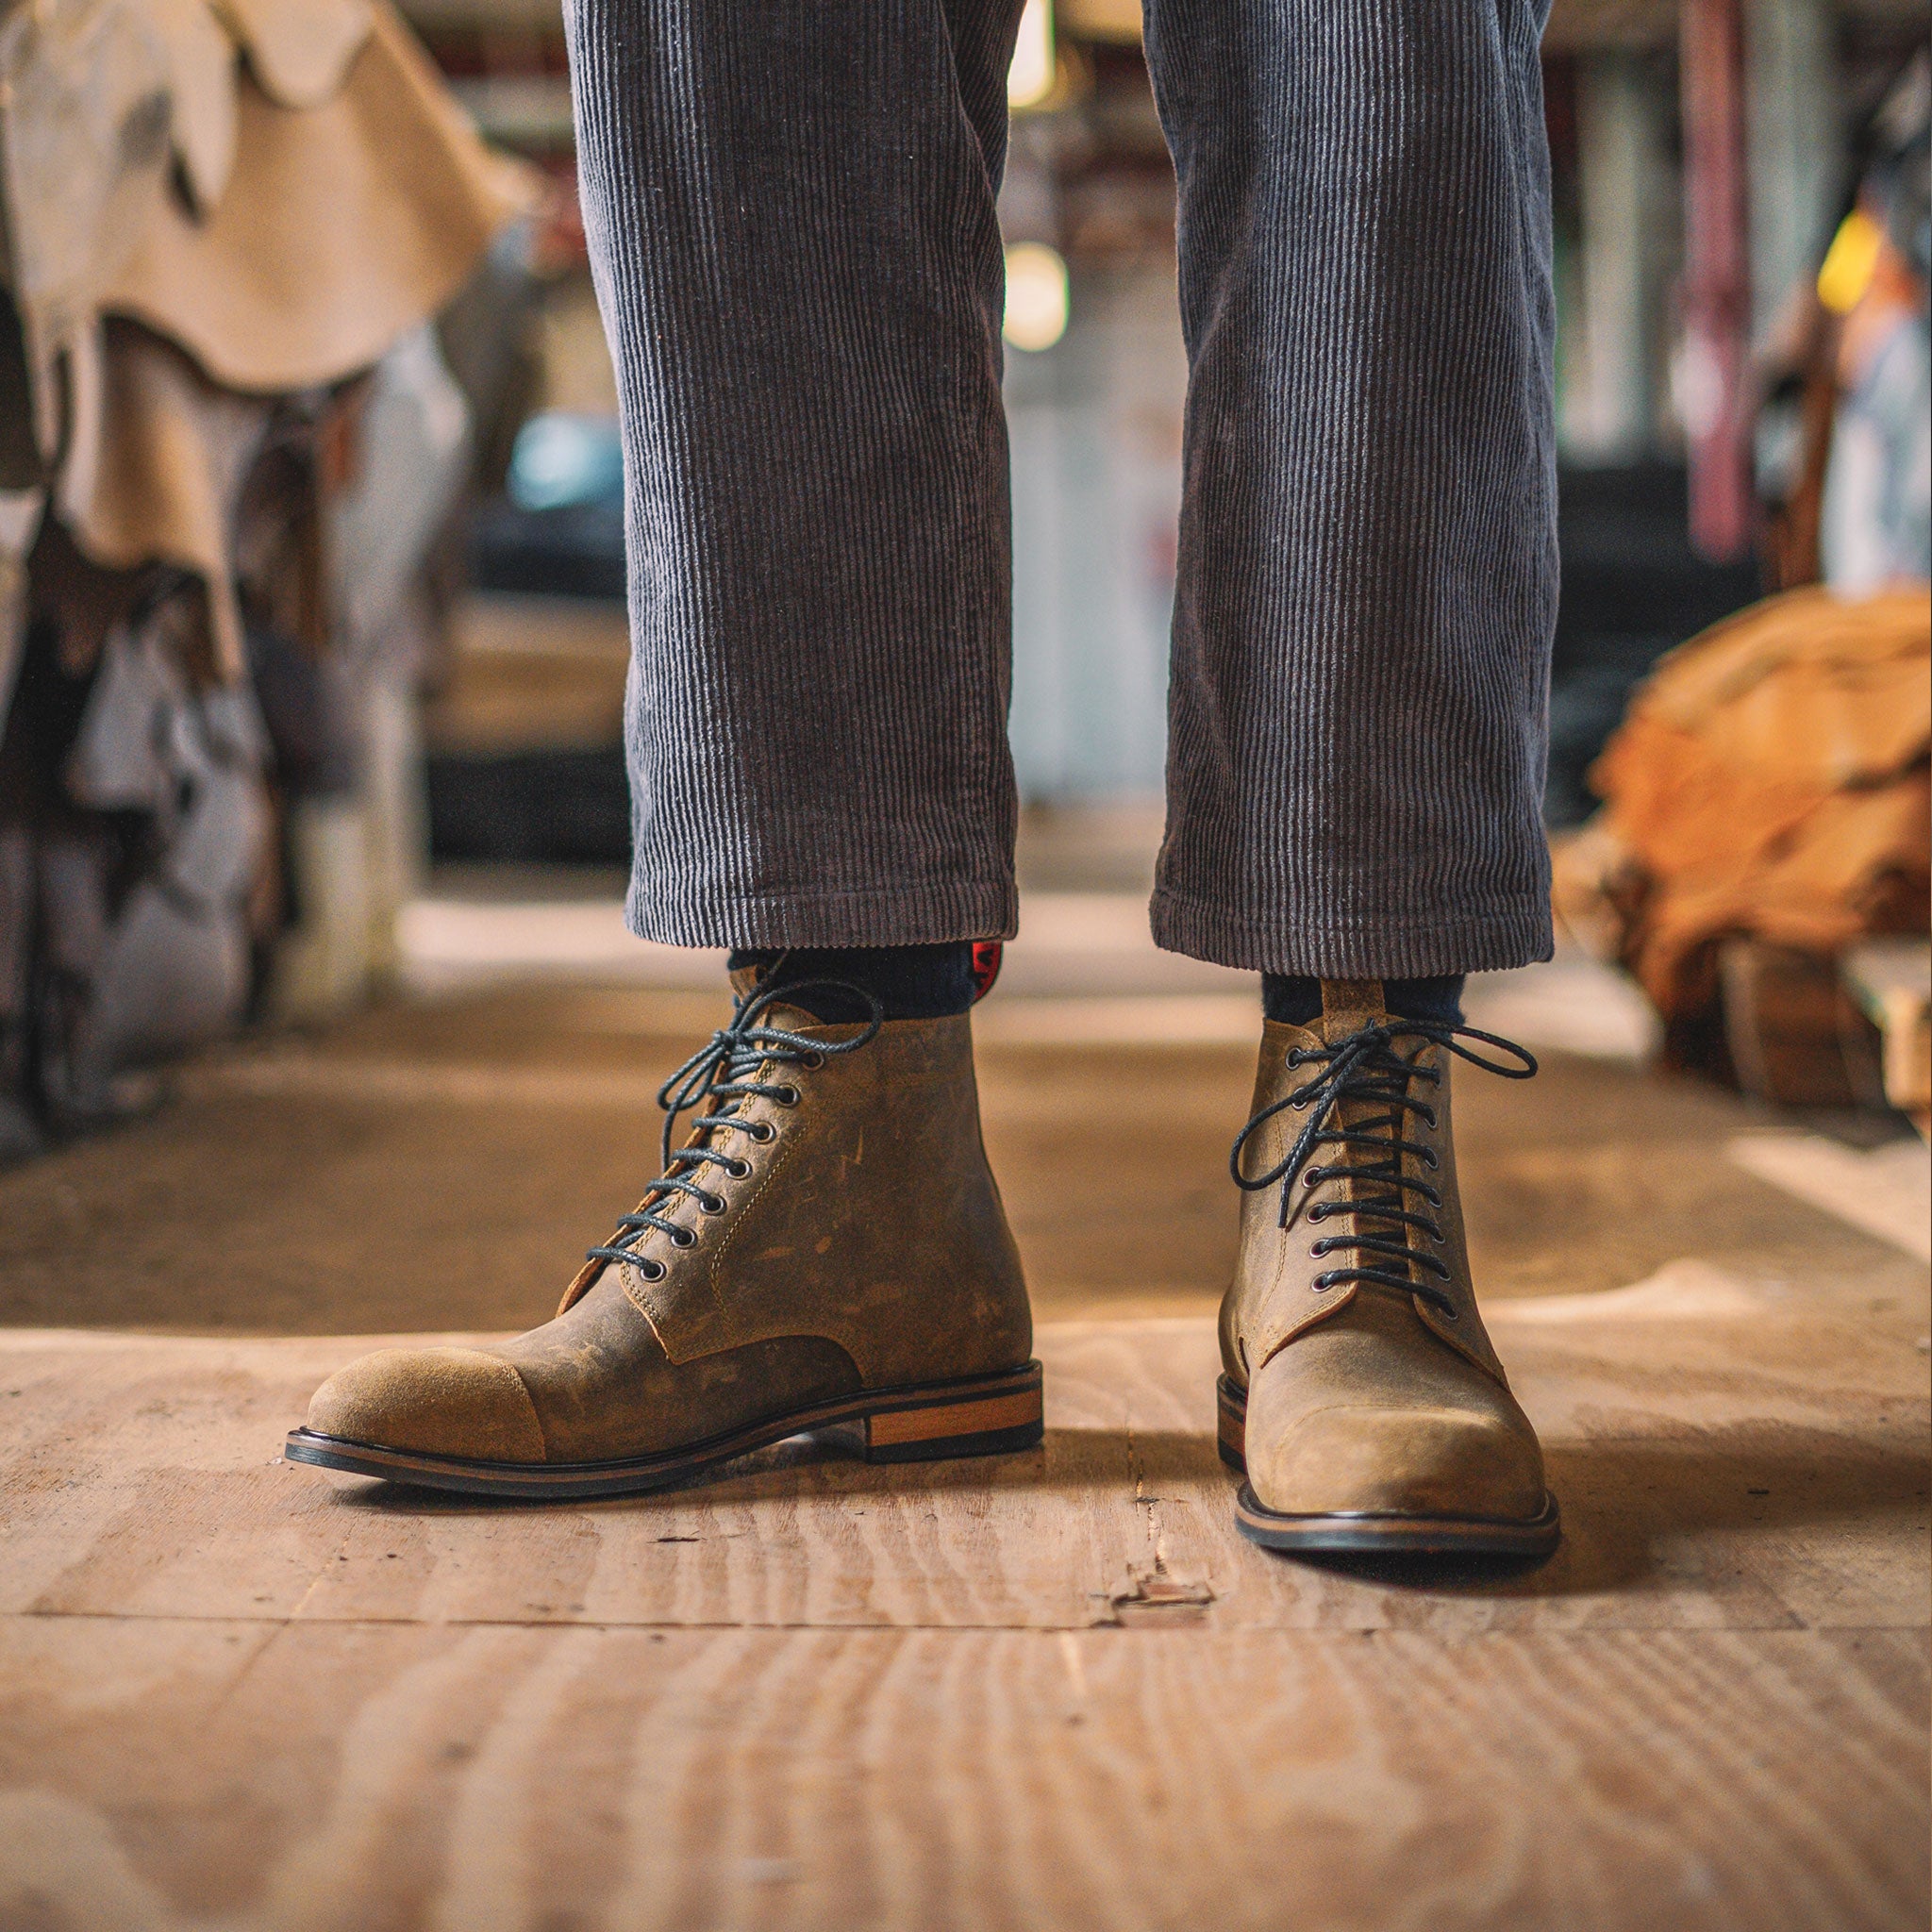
1679, 0, 1756, 560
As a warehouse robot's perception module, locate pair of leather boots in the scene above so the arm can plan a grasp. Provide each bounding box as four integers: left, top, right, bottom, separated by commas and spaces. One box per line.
289, 975, 1558, 1557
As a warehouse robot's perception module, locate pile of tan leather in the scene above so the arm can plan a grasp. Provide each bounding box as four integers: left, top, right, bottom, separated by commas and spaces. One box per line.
1557, 586, 1931, 1083
2, 0, 524, 678
0, 0, 525, 1156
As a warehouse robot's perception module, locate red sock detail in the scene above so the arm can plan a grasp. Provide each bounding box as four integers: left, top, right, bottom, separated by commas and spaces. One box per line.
970, 941, 1003, 1003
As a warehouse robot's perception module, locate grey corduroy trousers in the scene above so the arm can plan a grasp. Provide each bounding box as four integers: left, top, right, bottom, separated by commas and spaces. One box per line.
565, 0, 1558, 977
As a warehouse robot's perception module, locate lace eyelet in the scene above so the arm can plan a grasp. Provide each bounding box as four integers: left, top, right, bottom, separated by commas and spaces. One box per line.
774, 1085, 801, 1107
638, 1258, 667, 1281
1424, 1150, 1440, 1170
801, 1051, 825, 1071
700, 1193, 725, 1215
747, 1121, 776, 1143
725, 1158, 753, 1179
671, 1226, 697, 1249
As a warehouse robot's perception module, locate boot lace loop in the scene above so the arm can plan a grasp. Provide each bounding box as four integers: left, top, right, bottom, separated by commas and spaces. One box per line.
1230, 1019, 1535, 1319
587, 974, 882, 1279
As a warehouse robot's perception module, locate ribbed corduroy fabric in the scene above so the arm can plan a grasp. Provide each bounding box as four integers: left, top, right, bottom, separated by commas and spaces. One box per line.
1145, 0, 1558, 974
566, 0, 1558, 977
566, 0, 1025, 950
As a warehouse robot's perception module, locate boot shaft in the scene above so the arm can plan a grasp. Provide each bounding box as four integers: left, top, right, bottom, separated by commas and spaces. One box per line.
584, 1007, 1031, 1390
1222, 983, 1508, 1388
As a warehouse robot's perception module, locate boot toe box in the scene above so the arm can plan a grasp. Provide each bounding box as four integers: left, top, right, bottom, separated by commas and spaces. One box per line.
306, 1346, 547, 1464
1247, 1397, 1546, 1523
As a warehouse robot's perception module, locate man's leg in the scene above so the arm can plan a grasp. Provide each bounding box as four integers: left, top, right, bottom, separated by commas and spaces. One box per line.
571, 0, 1024, 952
1142, 0, 1564, 1554
284, 1, 1045, 1497
1145, 0, 1557, 977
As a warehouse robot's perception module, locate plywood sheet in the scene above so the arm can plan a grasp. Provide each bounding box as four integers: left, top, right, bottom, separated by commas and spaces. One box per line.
0, 1618, 1923, 1932
4, 1307, 1924, 1637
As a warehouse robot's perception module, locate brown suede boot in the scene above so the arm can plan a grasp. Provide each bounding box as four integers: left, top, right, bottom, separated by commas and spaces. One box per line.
286, 980, 1039, 1497
1217, 978, 1559, 1556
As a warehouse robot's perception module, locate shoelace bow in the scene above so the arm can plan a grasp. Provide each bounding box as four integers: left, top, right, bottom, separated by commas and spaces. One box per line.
587, 975, 882, 1283
1229, 1019, 1536, 1320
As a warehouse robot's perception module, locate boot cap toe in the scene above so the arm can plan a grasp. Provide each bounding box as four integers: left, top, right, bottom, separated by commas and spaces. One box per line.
306, 1346, 547, 1464
1247, 1400, 1546, 1522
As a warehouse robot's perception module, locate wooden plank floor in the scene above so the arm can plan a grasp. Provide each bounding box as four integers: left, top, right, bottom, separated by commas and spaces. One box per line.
0, 984, 1927, 1929
2, 1300, 1925, 1929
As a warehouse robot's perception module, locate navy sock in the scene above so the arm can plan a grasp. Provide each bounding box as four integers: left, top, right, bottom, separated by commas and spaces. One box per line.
1260, 973, 1466, 1028
728, 943, 978, 1024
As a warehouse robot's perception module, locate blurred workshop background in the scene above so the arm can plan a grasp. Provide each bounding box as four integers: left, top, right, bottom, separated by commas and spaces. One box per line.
0, 0, 1925, 1158
4, 13, 1928, 1916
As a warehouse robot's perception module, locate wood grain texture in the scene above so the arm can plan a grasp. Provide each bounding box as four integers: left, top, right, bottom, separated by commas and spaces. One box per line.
2, 1306, 1924, 1929
1, 977, 1926, 1927
3, 1304, 1924, 1636
0, 1619, 1923, 1932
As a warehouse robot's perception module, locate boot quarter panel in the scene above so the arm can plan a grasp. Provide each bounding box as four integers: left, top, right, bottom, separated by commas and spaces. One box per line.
629, 1015, 1029, 1389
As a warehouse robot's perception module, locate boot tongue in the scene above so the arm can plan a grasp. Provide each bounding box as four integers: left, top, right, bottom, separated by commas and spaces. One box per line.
1318, 978, 1387, 1045
1316, 980, 1393, 1221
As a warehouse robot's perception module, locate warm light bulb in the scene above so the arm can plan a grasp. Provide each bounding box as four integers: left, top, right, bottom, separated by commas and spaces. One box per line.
1008, 0, 1055, 109
1004, 242, 1069, 351
1817, 208, 1885, 316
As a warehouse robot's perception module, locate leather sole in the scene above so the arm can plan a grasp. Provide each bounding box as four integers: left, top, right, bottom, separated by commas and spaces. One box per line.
1217, 1374, 1561, 1557
284, 1359, 1044, 1500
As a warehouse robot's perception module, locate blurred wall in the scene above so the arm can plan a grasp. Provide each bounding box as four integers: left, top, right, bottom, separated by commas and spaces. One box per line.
1007, 259, 1183, 802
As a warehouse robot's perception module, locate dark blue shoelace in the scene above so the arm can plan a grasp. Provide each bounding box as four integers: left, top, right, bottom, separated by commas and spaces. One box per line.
586, 975, 881, 1283
1230, 1019, 1536, 1320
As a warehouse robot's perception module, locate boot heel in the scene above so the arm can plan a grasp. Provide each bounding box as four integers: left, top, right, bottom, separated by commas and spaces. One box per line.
1217, 1374, 1247, 1474
863, 1361, 1044, 1463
